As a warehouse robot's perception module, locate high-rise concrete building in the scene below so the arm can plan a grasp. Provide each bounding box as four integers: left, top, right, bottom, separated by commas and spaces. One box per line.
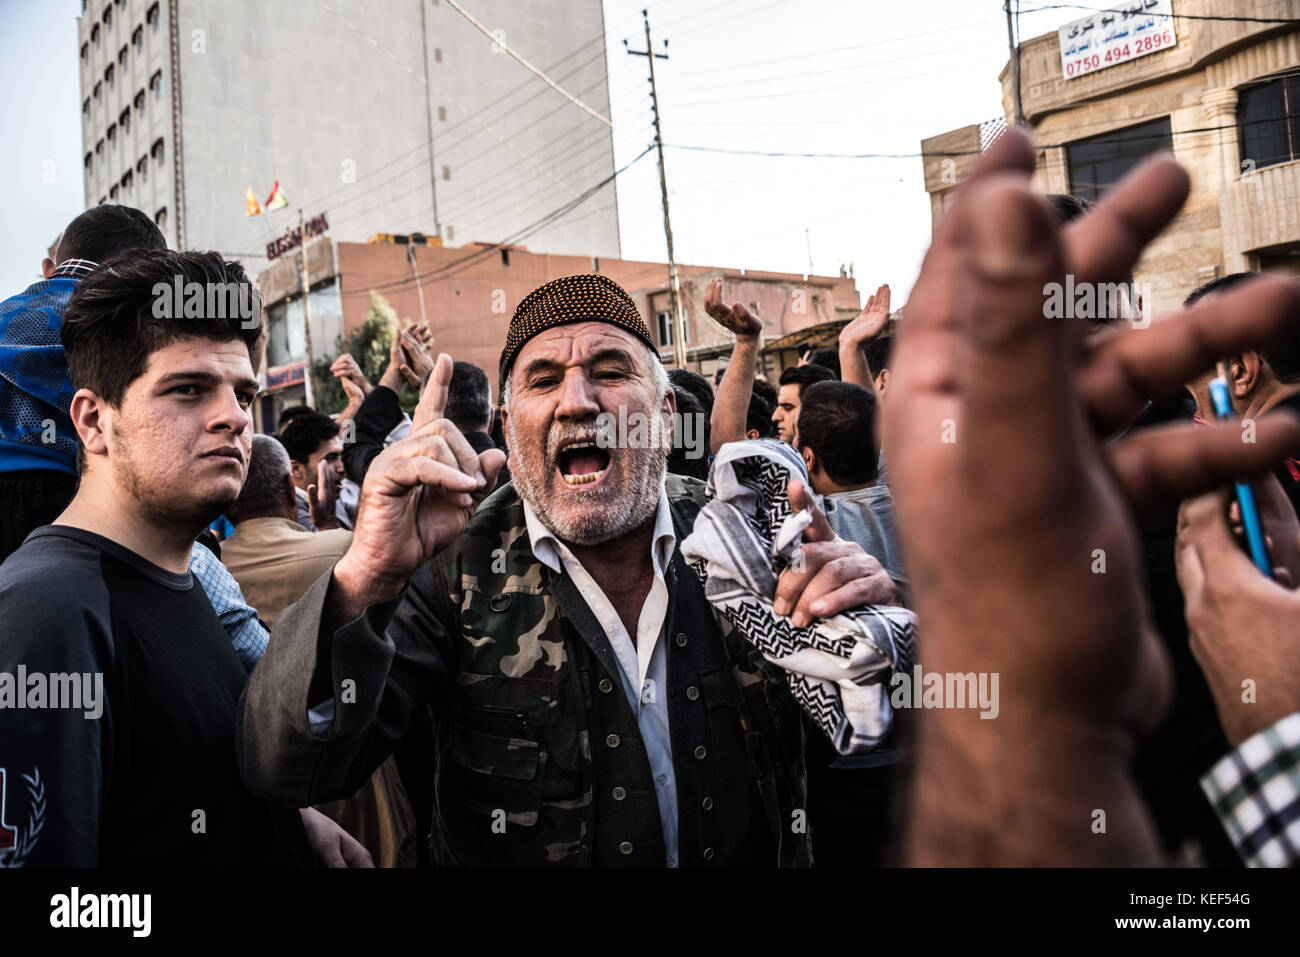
76, 0, 621, 265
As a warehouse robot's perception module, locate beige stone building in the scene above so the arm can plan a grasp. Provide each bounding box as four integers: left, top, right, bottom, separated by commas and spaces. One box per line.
922, 0, 1300, 317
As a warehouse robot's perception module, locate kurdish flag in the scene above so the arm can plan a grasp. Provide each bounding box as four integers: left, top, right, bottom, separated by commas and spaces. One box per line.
245, 187, 262, 216
264, 180, 288, 211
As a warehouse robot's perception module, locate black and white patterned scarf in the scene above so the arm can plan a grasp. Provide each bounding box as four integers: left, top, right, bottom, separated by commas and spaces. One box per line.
681, 440, 916, 754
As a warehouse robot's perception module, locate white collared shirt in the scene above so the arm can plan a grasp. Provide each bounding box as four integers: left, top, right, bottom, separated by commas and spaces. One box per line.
522, 491, 681, 866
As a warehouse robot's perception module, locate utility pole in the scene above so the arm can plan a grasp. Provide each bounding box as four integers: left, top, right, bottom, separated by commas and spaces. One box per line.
408, 241, 429, 327
298, 208, 316, 407
626, 9, 687, 370
804, 227, 814, 276
1005, 0, 1024, 126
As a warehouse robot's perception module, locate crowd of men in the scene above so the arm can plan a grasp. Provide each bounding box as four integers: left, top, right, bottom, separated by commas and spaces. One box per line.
0, 128, 1298, 868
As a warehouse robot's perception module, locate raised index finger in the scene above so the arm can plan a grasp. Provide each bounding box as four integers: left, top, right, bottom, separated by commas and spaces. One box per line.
413, 352, 453, 431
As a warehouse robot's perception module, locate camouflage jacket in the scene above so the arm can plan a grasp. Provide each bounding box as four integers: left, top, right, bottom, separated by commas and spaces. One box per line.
238, 475, 811, 867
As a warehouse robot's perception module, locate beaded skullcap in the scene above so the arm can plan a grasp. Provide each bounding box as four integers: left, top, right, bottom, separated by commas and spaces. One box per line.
499, 273, 657, 383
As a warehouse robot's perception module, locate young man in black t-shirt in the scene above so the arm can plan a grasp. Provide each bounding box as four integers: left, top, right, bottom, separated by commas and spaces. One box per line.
0, 250, 368, 867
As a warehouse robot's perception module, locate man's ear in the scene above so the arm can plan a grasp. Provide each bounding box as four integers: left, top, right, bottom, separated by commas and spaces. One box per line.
499, 408, 509, 454
290, 460, 307, 485
41, 258, 56, 280
68, 389, 110, 462
875, 369, 889, 399
284, 473, 299, 512
1230, 352, 1260, 399
661, 383, 677, 449
745, 428, 760, 440
661, 384, 676, 416
801, 446, 816, 475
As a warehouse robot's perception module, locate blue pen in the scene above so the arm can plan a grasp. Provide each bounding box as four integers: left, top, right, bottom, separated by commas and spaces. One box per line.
1208, 374, 1273, 577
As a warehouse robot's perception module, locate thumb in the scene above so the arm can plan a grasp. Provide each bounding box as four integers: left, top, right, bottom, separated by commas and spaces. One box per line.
478, 448, 507, 493
788, 478, 833, 542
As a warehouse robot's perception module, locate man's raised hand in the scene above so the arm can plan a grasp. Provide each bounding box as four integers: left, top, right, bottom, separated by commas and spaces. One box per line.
885, 127, 1300, 865
704, 277, 762, 340
841, 283, 891, 347
307, 457, 341, 531
334, 353, 506, 604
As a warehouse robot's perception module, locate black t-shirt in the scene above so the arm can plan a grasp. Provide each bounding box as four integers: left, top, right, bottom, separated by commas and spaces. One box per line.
0, 525, 311, 867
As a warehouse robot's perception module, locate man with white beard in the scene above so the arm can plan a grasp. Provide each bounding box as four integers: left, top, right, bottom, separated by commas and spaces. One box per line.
238, 274, 897, 867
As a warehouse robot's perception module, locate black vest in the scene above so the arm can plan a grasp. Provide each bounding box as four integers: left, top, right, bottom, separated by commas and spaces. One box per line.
554, 550, 778, 867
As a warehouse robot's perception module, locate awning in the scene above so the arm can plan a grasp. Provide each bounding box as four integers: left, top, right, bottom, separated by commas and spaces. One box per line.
760, 319, 850, 354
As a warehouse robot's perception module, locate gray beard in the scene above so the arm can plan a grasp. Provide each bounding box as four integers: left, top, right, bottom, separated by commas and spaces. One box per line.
508, 415, 668, 546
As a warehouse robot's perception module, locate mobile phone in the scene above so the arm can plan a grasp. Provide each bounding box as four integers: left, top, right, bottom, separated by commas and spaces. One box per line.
1208, 374, 1273, 578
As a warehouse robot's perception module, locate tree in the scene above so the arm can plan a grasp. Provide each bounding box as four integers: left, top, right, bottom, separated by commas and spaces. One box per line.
310, 291, 424, 415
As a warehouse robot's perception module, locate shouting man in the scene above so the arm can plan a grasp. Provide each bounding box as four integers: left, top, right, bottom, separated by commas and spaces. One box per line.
240, 273, 896, 867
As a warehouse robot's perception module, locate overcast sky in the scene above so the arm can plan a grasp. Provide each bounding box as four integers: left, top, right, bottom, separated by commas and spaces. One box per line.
0, 0, 1082, 300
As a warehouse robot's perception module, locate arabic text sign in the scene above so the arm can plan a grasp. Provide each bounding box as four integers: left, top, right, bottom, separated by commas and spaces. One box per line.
1058, 0, 1177, 81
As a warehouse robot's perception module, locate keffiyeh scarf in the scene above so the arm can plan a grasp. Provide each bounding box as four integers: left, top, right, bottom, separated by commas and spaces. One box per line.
680, 440, 916, 754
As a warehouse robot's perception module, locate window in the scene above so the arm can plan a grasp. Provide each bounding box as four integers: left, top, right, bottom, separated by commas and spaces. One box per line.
107, 122, 116, 145
93, 81, 101, 101
95, 139, 103, 158
120, 107, 130, 133
118, 45, 127, 68
82, 98, 90, 117
155, 207, 167, 229
121, 170, 133, 193
134, 89, 144, 114
81, 42, 88, 61
1067, 117, 1173, 202
84, 152, 93, 173
434, 48, 442, 63
105, 64, 114, 88
91, 23, 99, 45
438, 106, 446, 121
657, 311, 673, 347
109, 184, 118, 200
133, 25, 143, 50
98, 196, 107, 205
151, 138, 164, 165
150, 70, 162, 98
103, 4, 112, 26
1239, 75, 1300, 171
147, 3, 159, 31
137, 156, 148, 182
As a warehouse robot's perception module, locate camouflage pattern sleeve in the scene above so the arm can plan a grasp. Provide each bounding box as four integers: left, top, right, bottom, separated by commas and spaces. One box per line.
237, 560, 458, 807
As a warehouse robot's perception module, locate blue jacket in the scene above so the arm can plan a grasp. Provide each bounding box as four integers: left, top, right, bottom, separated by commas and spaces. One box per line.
0, 260, 97, 475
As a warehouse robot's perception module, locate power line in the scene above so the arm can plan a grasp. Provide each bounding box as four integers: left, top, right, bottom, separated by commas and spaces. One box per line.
339, 144, 656, 298
640, 33, 1015, 96
666, 14, 1009, 79
662, 114, 1300, 160
269, 11, 627, 248
664, 57, 1005, 108
657, 0, 794, 33
444, 0, 612, 127
1018, 1, 1300, 25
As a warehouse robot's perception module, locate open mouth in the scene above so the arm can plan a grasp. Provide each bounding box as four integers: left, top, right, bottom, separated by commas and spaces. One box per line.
555, 440, 611, 486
